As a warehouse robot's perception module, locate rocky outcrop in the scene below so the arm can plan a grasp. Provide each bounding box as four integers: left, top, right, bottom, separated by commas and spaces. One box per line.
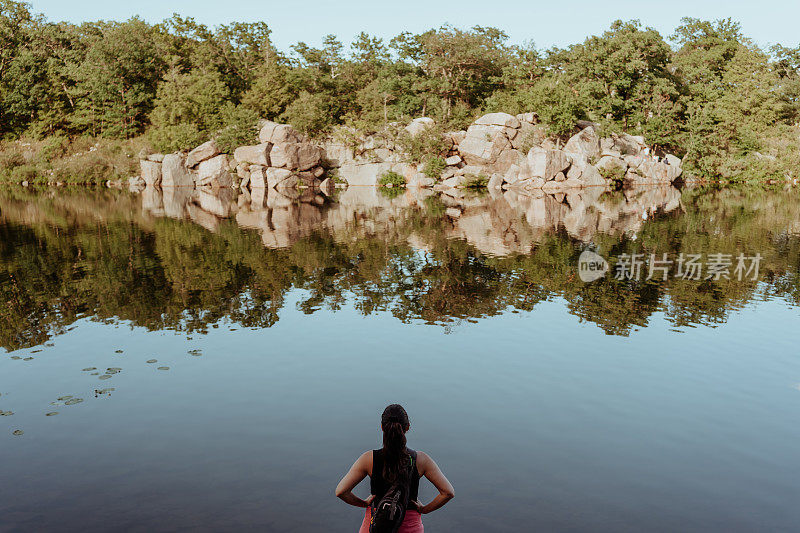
138, 115, 683, 208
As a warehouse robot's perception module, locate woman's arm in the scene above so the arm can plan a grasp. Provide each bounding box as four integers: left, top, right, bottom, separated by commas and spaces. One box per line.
413, 451, 455, 514
335, 451, 372, 508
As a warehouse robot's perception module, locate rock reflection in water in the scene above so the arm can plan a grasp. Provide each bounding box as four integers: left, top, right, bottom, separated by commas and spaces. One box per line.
141, 184, 683, 256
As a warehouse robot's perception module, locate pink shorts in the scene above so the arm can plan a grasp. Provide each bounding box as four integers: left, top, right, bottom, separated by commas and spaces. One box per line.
358, 507, 424, 533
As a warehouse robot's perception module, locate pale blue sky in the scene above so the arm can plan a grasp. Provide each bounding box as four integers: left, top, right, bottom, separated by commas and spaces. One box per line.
28, 0, 800, 54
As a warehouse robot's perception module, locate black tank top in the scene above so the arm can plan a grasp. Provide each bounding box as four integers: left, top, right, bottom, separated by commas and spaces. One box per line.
370, 448, 420, 501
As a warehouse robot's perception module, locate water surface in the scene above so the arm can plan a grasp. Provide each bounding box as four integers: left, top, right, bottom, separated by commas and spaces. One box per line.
1, 185, 799, 532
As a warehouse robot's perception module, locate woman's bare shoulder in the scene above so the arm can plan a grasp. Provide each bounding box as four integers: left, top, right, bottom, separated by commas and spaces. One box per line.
414, 450, 432, 471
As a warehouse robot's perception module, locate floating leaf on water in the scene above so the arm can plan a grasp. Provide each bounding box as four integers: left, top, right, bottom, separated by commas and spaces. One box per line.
96, 388, 115, 395
12, 430, 23, 436
187, 349, 202, 357
57, 396, 73, 401
106, 368, 121, 374
146, 359, 157, 364
157, 367, 170, 371
10, 356, 21, 360
23, 357, 33, 361
45, 343, 54, 347
64, 398, 83, 406
91, 372, 99, 376
31, 349, 42, 353
46, 412, 59, 417
98, 375, 112, 380
0, 410, 13, 416
114, 350, 123, 353
82, 367, 97, 372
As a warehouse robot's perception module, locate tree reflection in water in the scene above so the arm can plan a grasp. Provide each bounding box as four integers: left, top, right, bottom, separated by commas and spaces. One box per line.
1, 184, 799, 350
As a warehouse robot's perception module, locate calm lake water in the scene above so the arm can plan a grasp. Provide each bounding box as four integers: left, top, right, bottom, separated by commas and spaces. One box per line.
1, 185, 799, 532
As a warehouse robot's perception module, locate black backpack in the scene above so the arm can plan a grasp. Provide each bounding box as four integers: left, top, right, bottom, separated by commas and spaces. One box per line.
369, 450, 417, 533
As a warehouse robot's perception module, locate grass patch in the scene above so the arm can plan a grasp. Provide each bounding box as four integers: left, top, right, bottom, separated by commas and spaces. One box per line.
378, 170, 405, 188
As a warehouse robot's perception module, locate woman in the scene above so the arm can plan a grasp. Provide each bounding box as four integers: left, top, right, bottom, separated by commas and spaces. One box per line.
335, 404, 455, 532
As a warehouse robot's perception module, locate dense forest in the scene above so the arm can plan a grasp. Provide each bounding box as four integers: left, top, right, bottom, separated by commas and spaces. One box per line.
1, 0, 799, 181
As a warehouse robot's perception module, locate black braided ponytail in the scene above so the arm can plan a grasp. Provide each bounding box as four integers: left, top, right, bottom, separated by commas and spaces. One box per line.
380, 404, 411, 484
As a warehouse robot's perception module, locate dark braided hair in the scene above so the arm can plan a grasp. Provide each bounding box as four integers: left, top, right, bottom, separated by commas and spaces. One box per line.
380, 404, 411, 484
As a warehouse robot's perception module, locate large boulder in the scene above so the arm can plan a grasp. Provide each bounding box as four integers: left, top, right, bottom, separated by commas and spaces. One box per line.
636, 159, 682, 183
269, 142, 322, 171
197, 154, 232, 188
577, 165, 606, 187
339, 162, 393, 186
296, 143, 323, 171
405, 117, 434, 137
601, 133, 646, 156
140, 160, 162, 187
596, 155, 628, 177
186, 140, 221, 168
564, 126, 601, 160
474, 112, 521, 129
234, 143, 272, 166
161, 154, 194, 187
527, 147, 570, 181
322, 140, 355, 167
259, 121, 302, 144
459, 129, 512, 167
